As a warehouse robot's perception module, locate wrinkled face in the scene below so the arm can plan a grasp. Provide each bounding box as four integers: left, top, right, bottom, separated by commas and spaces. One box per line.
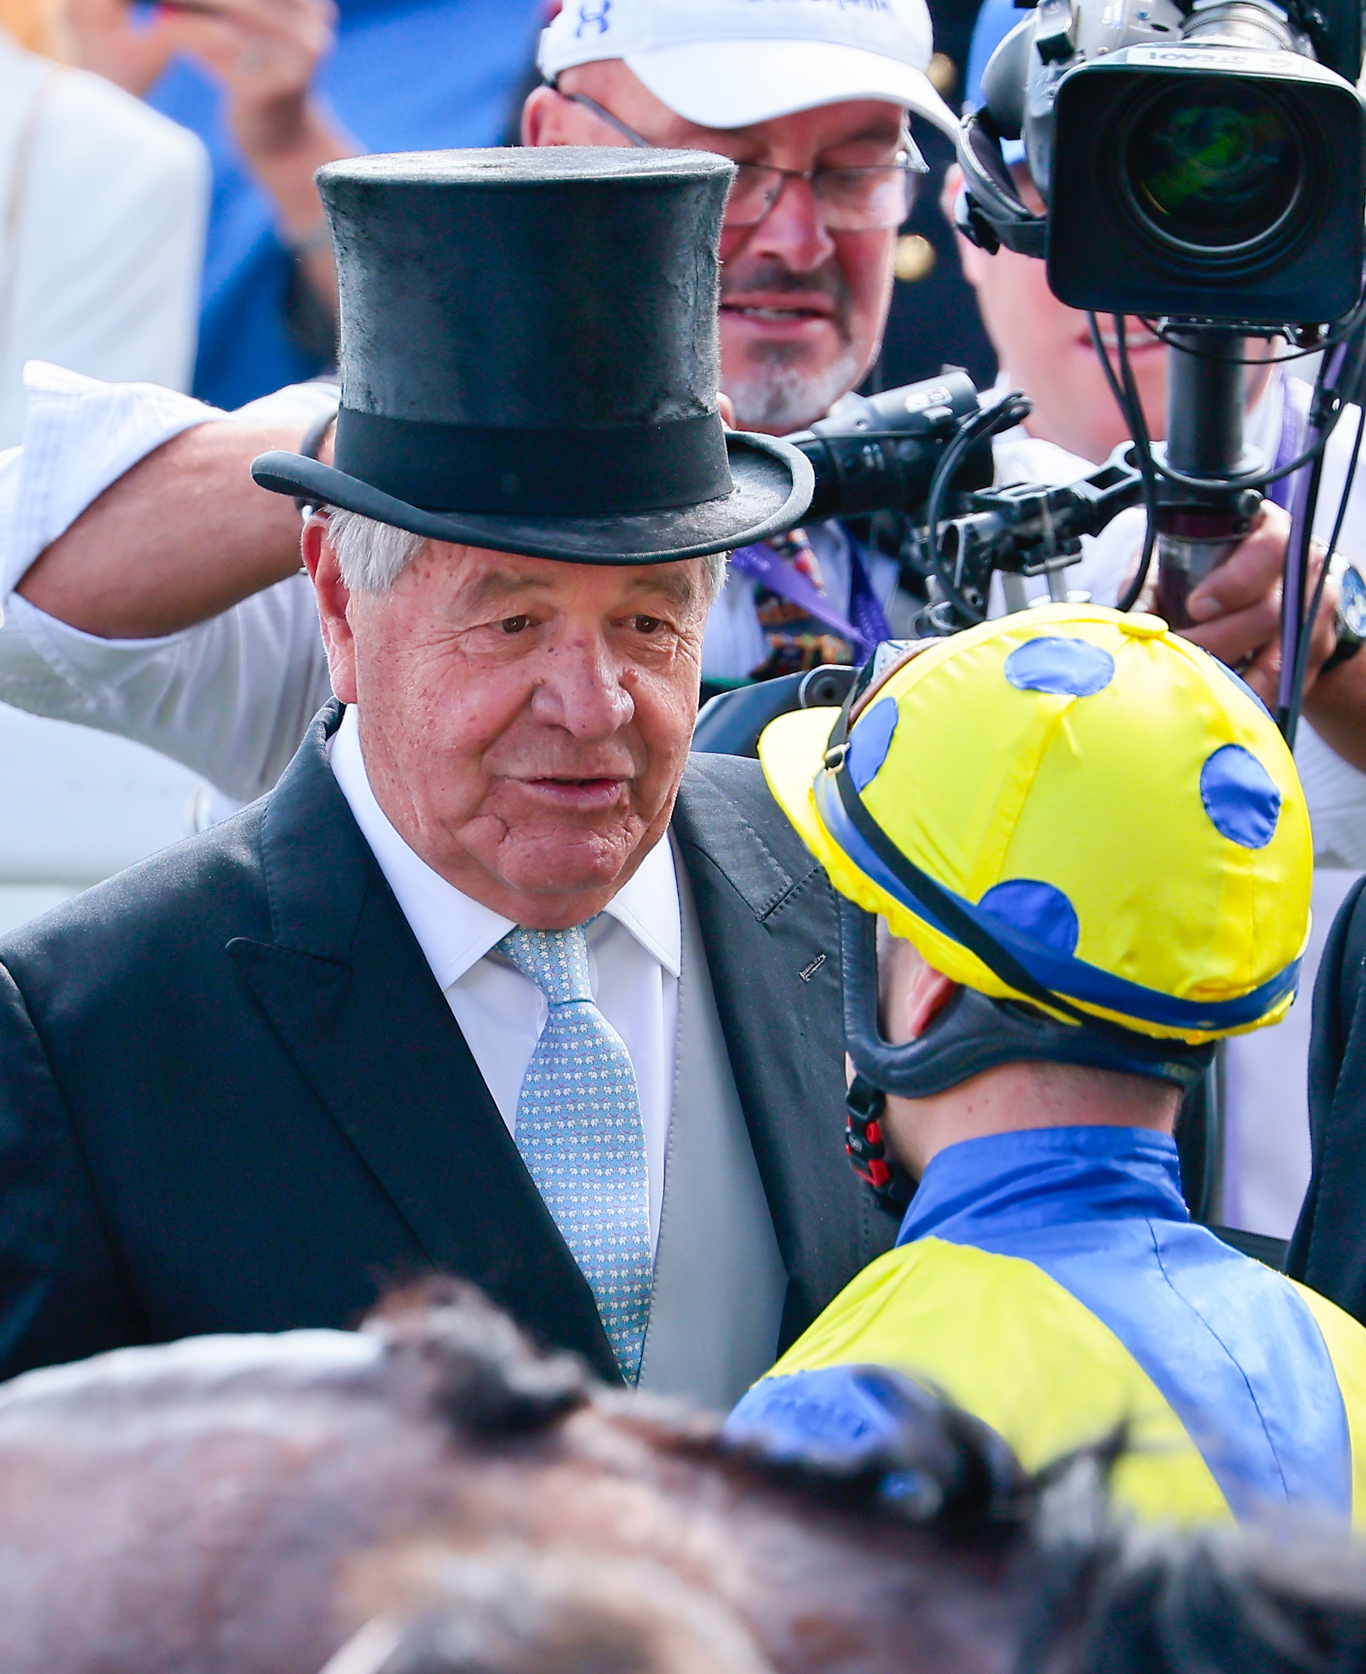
307, 528, 709, 927
950, 168, 1168, 465
525, 64, 903, 434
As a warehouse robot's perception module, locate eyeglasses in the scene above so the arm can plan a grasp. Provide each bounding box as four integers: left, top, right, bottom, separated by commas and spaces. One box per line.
562, 92, 927, 232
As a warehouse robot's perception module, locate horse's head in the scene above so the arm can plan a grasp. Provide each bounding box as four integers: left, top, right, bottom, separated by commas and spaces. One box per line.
2, 1280, 1365, 1674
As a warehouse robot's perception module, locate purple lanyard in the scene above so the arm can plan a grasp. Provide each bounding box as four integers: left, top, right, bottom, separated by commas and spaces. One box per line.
728, 532, 892, 655
1269, 377, 1308, 513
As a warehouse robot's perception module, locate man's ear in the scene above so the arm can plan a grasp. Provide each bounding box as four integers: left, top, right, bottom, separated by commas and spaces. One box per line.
303, 514, 359, 705
522, 85, 571, 147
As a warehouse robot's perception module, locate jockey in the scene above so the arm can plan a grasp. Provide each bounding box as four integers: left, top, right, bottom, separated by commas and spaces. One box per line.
728, 605, 1366, 1526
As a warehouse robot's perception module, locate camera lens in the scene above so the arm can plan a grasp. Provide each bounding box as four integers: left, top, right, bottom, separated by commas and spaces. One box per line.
1121, 78, 1306, 256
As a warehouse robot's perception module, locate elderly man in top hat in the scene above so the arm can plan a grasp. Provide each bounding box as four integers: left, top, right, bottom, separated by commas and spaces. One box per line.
0, 148, 892, 1396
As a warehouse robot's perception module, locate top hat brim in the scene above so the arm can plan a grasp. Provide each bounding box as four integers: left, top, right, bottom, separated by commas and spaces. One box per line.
251, 431, 814, 564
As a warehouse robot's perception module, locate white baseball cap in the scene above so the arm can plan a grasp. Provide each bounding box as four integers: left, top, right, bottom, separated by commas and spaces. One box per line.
538, 0, 959, 139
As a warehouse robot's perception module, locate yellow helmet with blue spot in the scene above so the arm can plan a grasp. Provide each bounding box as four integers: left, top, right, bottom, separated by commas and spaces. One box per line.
758, 604, 1311, 1044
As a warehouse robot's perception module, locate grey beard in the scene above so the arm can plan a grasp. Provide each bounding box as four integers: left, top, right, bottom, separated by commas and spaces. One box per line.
725, 346, 864, 435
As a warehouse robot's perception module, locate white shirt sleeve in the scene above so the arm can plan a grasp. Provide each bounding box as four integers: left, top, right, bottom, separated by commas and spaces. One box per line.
0, 582, 333, 804
0, 363, 338, 801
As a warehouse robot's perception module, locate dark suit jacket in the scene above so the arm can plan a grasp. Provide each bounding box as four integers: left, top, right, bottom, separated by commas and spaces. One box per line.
1288, 874, 1366, 1318
0, 703, 894, 1384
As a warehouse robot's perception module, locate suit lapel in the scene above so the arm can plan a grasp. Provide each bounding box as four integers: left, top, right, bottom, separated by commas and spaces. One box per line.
228, 703, 620, 1380
671, 753, 897, 1349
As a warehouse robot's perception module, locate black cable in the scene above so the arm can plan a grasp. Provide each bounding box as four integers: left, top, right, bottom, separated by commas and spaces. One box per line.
1284, 398, 1366, 744
921, 393, 1031, 625
1087, 313, 1159, 612
1276, 441, 1326, 744
1276, 338, 1362, 739
1149, 323, 1366, 495
1112, 315, 1161, 612
1139, 286, 1366, 366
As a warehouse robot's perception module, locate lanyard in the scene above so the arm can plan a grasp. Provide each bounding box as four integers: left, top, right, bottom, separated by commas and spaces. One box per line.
1268, 376, 1308, 514
729, 532, 892, 655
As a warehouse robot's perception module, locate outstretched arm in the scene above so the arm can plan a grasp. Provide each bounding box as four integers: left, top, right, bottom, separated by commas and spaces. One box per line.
16, 394, 333, 639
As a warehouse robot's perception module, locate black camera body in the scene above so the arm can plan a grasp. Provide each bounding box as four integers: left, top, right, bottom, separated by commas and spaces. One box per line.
787, 371, 994, 524
1048, 40, 1365, 321
964, 0, 1366, 325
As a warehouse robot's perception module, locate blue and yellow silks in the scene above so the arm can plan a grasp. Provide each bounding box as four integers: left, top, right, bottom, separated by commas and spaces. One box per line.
728, 1128, 1366, 1526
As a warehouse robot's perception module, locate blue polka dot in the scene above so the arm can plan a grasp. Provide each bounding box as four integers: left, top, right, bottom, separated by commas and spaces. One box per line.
848, 696, 899, 792
1200, 744, 1281, 848
1004, 637, 1115, 698
978, 879, 1080, 955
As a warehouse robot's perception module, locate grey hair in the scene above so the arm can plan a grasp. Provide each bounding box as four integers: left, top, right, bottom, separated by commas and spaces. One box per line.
325, 508, 730, 602
326, 509, 428, 593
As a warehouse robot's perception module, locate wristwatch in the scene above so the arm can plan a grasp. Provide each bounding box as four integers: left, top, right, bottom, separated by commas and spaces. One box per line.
1322, 559, 1366, 676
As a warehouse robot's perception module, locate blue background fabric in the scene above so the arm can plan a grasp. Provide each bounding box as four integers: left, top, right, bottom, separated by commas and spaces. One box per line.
148, 0, 544, 408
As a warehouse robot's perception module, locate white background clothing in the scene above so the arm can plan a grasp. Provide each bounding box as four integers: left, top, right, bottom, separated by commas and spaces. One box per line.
0, 33, 208, 447
0, 366, 333, 925
0, 366, 336, 810
329, 703, 680, 1250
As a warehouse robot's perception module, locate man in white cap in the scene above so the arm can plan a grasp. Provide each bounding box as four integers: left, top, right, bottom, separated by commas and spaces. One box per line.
0, 0, 957, 817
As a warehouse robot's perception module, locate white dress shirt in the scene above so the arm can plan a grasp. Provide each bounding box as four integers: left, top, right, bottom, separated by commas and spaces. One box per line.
0, 33, 209, 446
329, 704, 681, 1250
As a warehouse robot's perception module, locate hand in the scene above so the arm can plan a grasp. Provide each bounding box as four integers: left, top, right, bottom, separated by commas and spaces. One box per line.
153, 0, 355, 319
1180, 500, 1338, 708
152, 0, 338, 163
66, 0, 178, 96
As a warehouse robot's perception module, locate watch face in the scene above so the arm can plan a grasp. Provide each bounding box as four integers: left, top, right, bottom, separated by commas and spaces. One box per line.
1342, 565, 1366, 641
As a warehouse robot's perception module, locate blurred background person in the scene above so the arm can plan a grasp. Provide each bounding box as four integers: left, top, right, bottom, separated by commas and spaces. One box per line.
864, 0, 996, 394
0, 0, 206, 442
946, 0, 1366, 1246
66, 0, 545, 408
0, 0, 209, 937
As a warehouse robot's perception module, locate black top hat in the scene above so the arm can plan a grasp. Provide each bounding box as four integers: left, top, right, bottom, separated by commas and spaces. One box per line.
251, 149, 812, 562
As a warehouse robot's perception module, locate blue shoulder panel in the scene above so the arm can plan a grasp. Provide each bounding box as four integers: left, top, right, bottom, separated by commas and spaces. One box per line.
975, 1216, 1351, 1519
727, 1364, 912, 1467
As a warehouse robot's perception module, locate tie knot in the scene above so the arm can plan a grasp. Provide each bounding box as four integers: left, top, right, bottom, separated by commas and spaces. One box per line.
498, 923, 593, 1006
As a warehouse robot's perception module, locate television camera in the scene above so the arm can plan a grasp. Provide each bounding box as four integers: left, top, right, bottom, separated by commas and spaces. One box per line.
954, 0, 1366, 742
703, 0, 1366, 752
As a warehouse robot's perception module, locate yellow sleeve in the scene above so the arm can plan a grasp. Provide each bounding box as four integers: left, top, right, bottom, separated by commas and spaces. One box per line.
1289, 1280, 1366, 1527
766, 1237, 1229, 1525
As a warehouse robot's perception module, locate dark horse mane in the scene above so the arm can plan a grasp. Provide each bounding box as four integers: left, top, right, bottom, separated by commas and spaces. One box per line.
368, 1279, 1366, 1674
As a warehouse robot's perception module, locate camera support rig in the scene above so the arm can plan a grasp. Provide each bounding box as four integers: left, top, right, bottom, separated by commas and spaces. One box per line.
921, 452, 1146, 632
1152, 329, 1266, 627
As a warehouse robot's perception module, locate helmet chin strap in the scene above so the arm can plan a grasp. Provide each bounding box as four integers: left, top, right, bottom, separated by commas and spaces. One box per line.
837, 900, 1215, 1210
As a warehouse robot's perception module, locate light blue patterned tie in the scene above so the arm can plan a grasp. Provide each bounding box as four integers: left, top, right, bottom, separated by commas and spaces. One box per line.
499, 923, 652, 1382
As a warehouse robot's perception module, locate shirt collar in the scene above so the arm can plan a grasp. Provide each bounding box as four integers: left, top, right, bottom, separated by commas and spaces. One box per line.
329, 703, 681, 990
896, 1126, 1188, 1248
